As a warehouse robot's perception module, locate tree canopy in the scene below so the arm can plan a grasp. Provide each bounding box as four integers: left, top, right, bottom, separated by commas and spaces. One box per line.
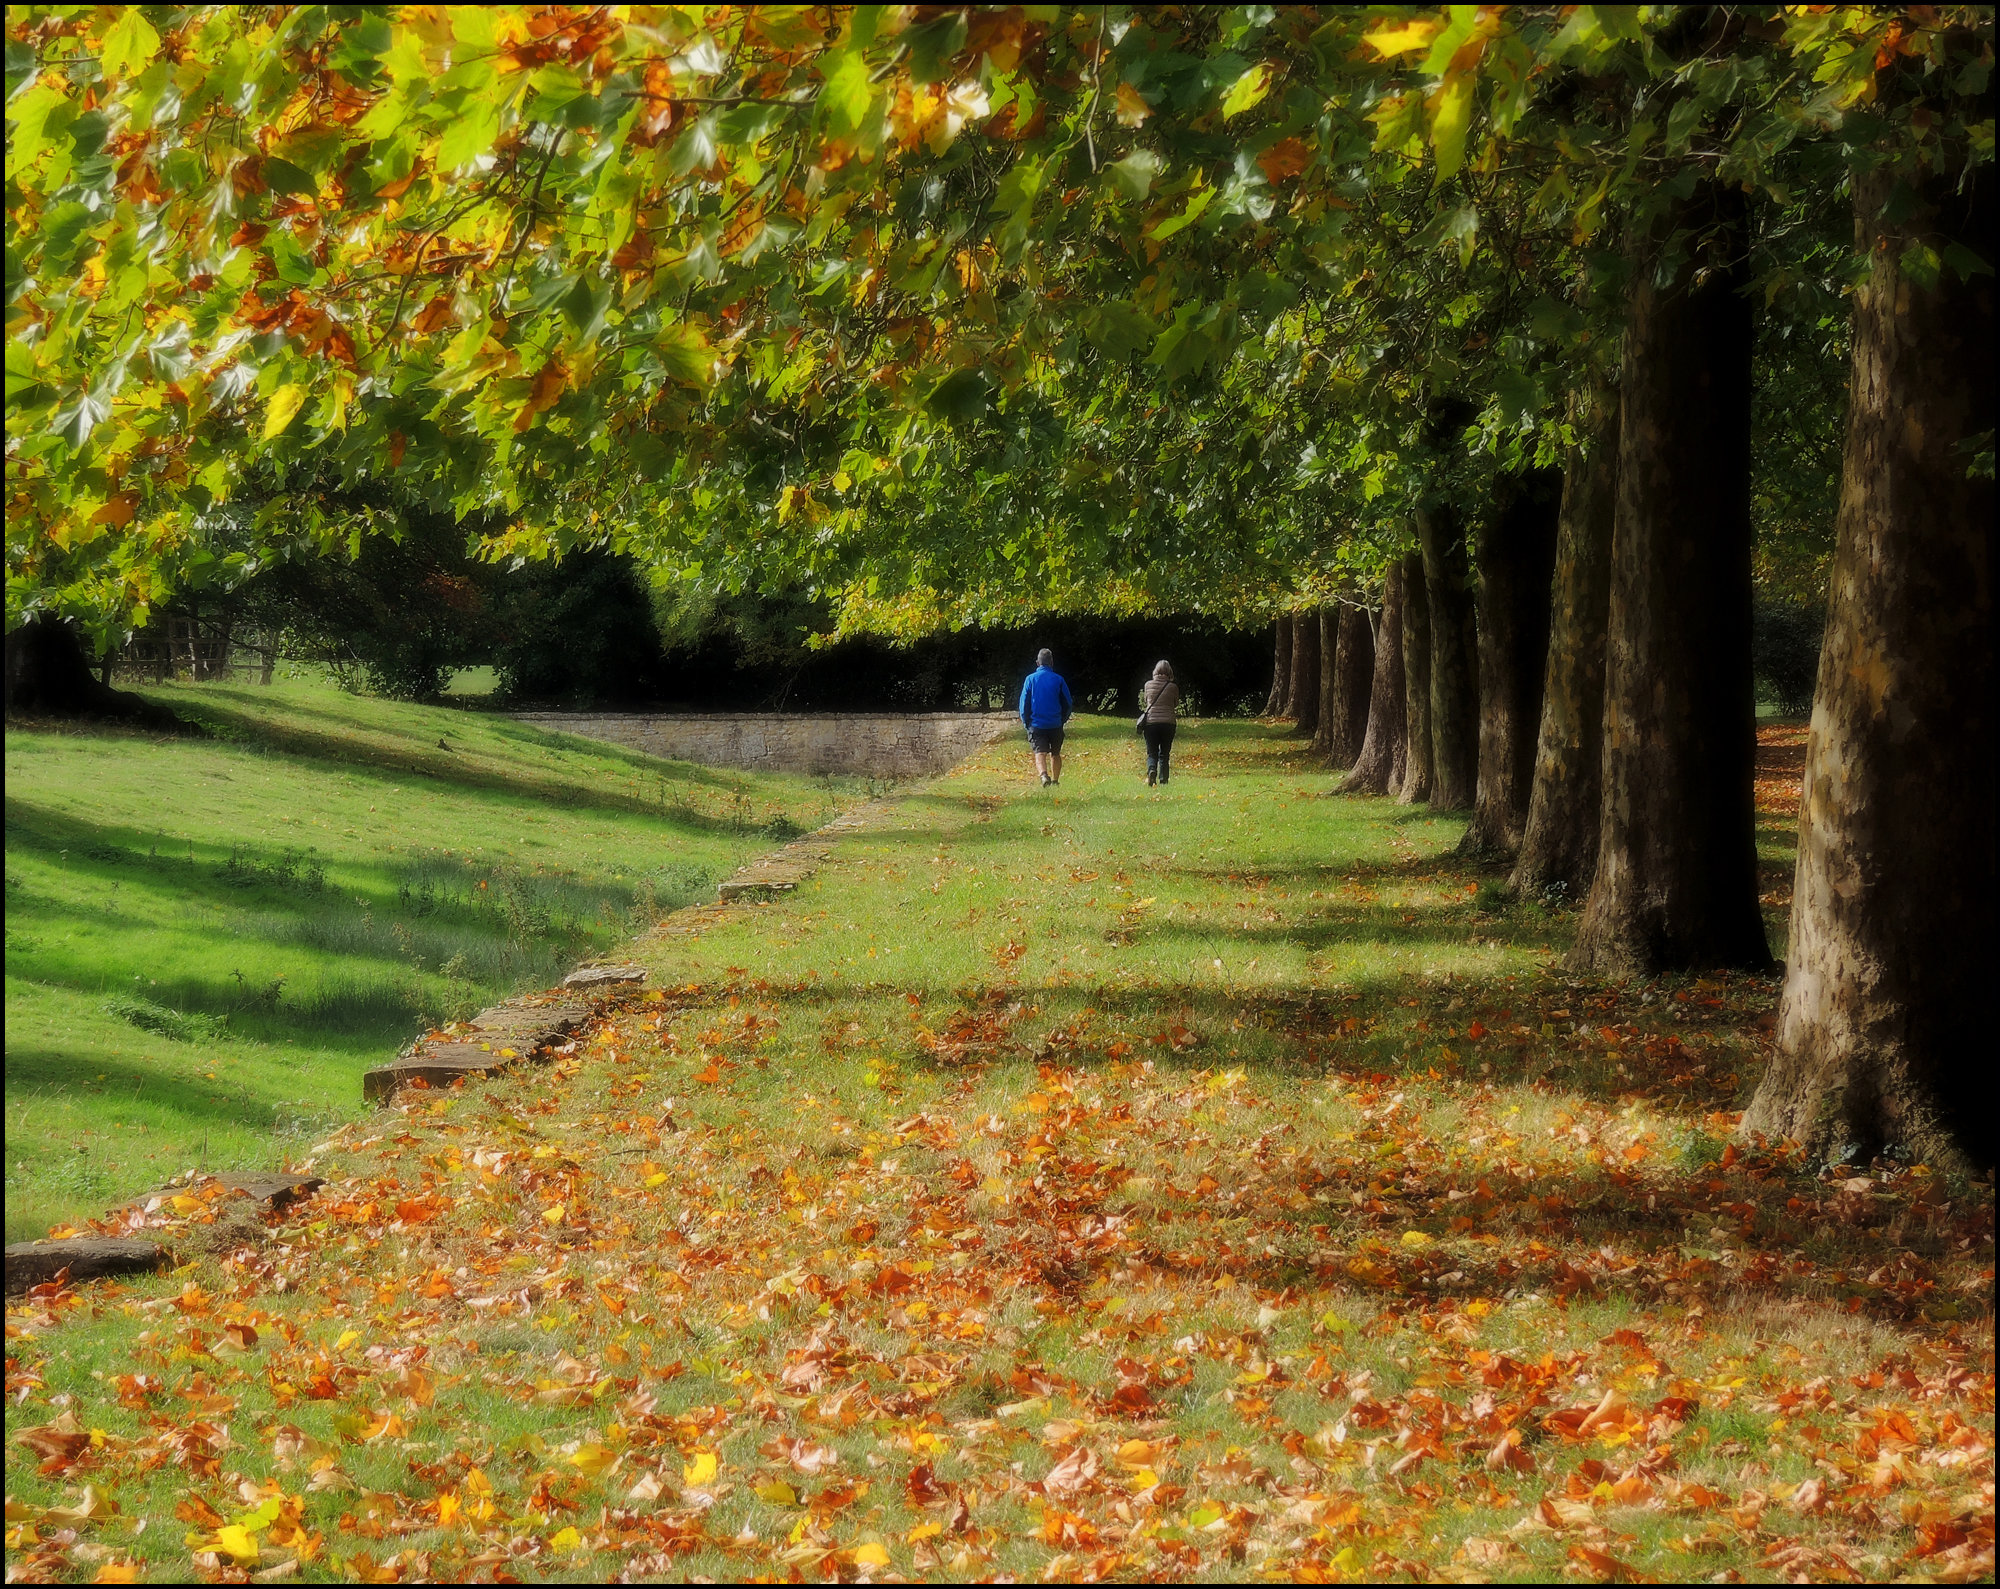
5, 5, 1991, 648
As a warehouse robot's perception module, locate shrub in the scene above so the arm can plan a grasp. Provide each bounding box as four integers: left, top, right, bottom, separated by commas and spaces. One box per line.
1752, 597, 1826, 717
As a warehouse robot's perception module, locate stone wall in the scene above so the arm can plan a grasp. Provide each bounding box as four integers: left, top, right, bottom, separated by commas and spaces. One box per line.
510, 711, 1017, 780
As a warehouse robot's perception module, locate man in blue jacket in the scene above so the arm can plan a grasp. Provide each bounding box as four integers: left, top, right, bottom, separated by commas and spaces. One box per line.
1019, 648, 1073, 787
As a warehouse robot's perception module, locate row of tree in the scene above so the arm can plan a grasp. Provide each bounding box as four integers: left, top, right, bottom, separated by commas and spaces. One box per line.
5, 6, 1991, 1168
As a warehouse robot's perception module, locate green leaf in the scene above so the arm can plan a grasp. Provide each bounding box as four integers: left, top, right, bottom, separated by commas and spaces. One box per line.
436, 97, 502, 170
1220, 63, 1274, 120
1107, 150, 1164, 202
561, 277, 613, 342
5, 82, 72, 176
821, 47, 873, 134
99, 9, 161, 79
1492, 367, 1541, 426
1146, 186, 1214, 243
927, 369, 992, 423
1084, 301, 1158, 359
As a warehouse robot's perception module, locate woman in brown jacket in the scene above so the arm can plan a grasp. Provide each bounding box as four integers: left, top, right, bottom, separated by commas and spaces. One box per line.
1138, 660, 1180, 786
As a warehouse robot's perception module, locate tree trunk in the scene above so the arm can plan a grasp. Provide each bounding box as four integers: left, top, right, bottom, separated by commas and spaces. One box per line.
1288, 612, 1321, 740
1570, 184, 1770, 976
4, 618, 182, 727
1264, 619, 1292, 717
1512, 385, 1619, 904
1743, 167, 1994, 1172
1461, 470, 1561, 856
1342, 563, 1407, 795
1326, 603, 1375, 767
1417, 506, 1478, 810
1398, 552, 1434, 804
1310, 606, 1341, 756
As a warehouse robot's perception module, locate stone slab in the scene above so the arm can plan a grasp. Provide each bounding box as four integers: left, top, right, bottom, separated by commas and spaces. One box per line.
563, 964, 647, 990
363, 1046, 518, 1103
212, 1172, 325, 1210
5, 1237, 168, 1295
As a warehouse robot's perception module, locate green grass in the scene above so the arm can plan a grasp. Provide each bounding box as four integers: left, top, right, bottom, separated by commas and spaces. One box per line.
4, 719, 1987, 1586
3, 677, 867, 1240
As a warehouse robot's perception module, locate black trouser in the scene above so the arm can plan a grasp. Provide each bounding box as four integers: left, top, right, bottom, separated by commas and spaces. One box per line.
1143, 721, 1176, 782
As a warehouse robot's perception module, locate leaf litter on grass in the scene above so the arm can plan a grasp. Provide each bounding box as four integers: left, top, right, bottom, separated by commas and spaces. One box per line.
4, 725, 1991, 1585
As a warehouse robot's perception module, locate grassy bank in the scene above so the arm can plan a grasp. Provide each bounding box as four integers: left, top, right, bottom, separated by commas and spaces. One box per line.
7, 718, 1985, 1585
3, 678, 865, 1240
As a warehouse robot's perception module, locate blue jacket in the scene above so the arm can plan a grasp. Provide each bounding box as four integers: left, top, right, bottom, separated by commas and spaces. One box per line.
1019, 667, 1073, 729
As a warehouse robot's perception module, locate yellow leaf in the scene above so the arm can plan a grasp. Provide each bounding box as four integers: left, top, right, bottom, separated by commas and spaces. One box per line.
1114, 82, 1152, 127
91, 1565, 141, 1584
1220, 62, 1274, 119
644, 1173, 668, 1189
334, 1330, 361, 1351
752, 1476, 797, 1505
542, 1202, 565, 1225
682, 1450, 718, 1486
1332, 1543, 1363, 1574
213, 1524, 259, 1565
437, 1492, 461, 1526
263, 383, 308, 440
547, 1524, 582, 1551
1364, 19, 1444, 57
568, 1444, 615, 1476
1428, 70, 1476, 178
906, 1520, 942, 1542
1128, 1467, 1160, 1491
851, 1542, 891, 1567
1400, 1229, 1434, 1248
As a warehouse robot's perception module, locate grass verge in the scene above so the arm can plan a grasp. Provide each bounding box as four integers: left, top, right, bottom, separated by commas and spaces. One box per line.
3, 678, 867, 1240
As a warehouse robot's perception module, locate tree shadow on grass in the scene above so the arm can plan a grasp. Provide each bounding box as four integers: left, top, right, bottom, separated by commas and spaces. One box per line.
5, 1041, 309, 1135
4, 801, 631, 1043
686, 964, 1763, 1116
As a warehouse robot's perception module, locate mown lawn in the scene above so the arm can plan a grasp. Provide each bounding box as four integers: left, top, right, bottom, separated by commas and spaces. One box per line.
4, 718, 1990, 1584
3, 678, 866, 1241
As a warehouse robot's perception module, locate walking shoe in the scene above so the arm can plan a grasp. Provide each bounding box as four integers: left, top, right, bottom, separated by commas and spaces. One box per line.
1040, 773, 1052, 787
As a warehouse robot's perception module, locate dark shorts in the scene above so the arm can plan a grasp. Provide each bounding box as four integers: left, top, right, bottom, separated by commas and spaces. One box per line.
1027, 725, 1065, 754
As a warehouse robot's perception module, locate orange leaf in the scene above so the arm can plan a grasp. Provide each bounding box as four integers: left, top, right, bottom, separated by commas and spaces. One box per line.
1257, 137, 1310, 183
91, 493, 138, 527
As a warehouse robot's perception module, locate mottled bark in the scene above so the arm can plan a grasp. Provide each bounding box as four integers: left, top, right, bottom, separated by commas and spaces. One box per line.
1326, 603, 1375, 767
1570, 185, 1769, 976
1342, 564, 1407, 795
1462, 471, 1561, 856
1398, 553, 1434, 804
1417, 506, 1479, 810
1512, 387, 1619, 903
1743, 168, 1994, 1172
1265, 619, 1292, 717
1288, 612, 1321, 740
1311, 606, 1342, 756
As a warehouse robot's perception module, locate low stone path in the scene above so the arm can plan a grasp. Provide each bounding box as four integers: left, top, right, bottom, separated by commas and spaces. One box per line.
714, 797, 893, 899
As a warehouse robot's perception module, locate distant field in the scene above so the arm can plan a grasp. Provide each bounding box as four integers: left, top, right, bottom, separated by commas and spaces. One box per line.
2, 678, 864, 1241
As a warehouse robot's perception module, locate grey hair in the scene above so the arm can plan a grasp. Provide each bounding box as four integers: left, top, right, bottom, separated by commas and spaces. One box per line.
1153, 660, 1174, 681
1037, 648, 1054, 667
